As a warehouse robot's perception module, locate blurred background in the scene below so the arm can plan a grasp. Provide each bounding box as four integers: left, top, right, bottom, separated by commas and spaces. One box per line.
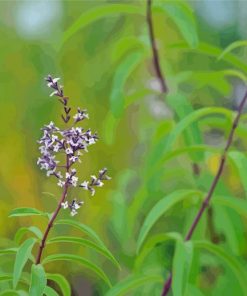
1, 0, 247, 295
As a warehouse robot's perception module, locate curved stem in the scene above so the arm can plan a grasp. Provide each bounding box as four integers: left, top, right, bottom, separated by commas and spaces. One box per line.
35, 155, 70, 264
147, 0, 168, 93
161, 90, 247, 296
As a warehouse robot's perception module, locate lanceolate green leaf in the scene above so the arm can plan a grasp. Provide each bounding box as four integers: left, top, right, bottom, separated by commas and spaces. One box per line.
29, 264, 46, 296
42, 254, 111, 287
173, 42, 247, 73
154, 1, 198, 48
105, 274, 163, 296
61, 4, 144, 46
14, 226, 43, 245
47, 236, 119, 268
172, 239, 193, 296
136, 190, 202, 253
213, 195, 247, 217
110, 51, 143, 117
13, 238, 36, 288
163, 107, 233, 155
218, 40, 247, 60
194, 241, 247, 294
135, 232, 181, 270
228, 151, 247, 197
46, 274, 71, 296
55, 219, 107, 248
166, 92, 203, 162
0, 274, 28, 286
0, 248, 17, 255
44, 287, 59, 296
0, 291, 23, 296
9, 208, 47, 218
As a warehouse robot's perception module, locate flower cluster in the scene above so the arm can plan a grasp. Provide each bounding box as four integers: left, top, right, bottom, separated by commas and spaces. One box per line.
37, 75, 110, 216
61, 199, 84, 216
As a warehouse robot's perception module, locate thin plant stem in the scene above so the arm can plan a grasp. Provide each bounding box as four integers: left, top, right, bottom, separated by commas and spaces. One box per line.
161, 90, 247, 295
147, 0, 168, 94
35, 155, 70, 264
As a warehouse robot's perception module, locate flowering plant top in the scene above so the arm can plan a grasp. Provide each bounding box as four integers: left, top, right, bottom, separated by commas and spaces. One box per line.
37, 75, 110, 216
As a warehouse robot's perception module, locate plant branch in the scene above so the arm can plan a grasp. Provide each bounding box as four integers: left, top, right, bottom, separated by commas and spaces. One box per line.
147, 0, 168, 94
161, 90, 247, 295
35, 156, 70, 264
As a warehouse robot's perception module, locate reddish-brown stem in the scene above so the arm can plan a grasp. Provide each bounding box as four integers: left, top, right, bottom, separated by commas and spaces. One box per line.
35, 155, 70, 264
147, 0, 168, 94
161, 90, 247, 296
35, 183, 69, 264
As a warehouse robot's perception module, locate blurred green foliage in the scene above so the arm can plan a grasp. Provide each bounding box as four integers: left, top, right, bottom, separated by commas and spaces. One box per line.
1, 0, 247, 295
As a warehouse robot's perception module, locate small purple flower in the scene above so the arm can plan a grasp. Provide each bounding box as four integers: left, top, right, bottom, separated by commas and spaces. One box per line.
37, 75, 110, 217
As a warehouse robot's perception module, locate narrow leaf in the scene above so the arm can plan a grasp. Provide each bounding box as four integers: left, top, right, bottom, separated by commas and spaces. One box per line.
172, 239, 193, 296
194, 241, 247, 294
44, 287, 59, 296
29, 264, 46, 296
163, 107, 233, 155
135, 232, 181, 270
55, 219, 107, 248
14, 227, 43, 245
213, 195, 247, 218
0, 248, 17, 255
47, 236, 119, 269
105, 274, 163, 296
218, 40, 247, 60
110, 51, 142, 117
228, 151, 247, 197
136, 190, 202, 253
155, 1, 198, 48
9, 208, 47, 218
46, 273, 71, 296
42, 254, 111, 287
13, 238, 36, 288
62, 4, 144, 46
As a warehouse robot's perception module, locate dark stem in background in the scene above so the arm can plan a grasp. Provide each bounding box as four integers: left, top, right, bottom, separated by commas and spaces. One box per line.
35, 155, 70, 264
147, 0, 168, 94
161, 90, 247, 296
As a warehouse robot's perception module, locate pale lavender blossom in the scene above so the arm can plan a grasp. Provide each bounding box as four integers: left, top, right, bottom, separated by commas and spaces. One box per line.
37, 74, 110, 217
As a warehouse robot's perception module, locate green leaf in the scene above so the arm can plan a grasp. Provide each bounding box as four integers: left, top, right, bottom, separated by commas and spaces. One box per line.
9, 208, 47, 218
110, 51, 143, 117
213, 195, 247, 218
111, 36, 145, 63
42, 254, 111, 287
0, 248, 17, 256
47, 236, 119, 268
55, 219, 107, 248
185, 284, 204, 296
228, 151, 247, 197
172, 42, 247, 73
0, 291, 21, 296
135, 232, 181, 270
218, 40, 247, 60
0, 273, 28, 286
163, 107, 233, 155
13, 238, 36, 289
136, 190, 202, 253
105, 274, 163, 296
166, 92, 203, 162
172, 239, 193, 296
46, 274, 71, 296
44, 287, 59, 296
29, 264, 46, 296
194, 241, 247, 294
155, 1, 198, 48
14, 227, 43, 245
221, 69, 247, 84
62, 4, 144, 46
